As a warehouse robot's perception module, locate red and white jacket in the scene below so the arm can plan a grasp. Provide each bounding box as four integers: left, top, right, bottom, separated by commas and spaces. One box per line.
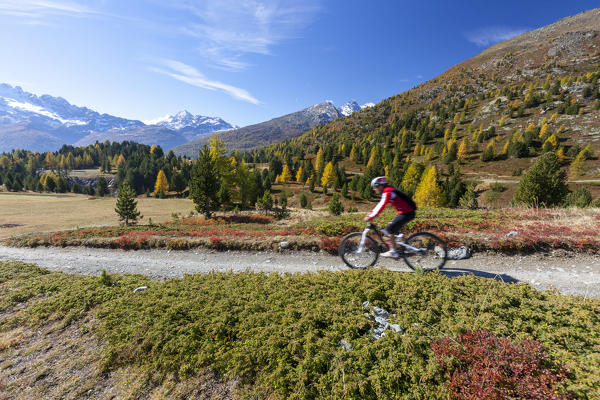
366, 186, 416, 220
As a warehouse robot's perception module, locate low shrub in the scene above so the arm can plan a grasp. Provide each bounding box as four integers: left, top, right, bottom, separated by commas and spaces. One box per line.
432, 330, 569, 399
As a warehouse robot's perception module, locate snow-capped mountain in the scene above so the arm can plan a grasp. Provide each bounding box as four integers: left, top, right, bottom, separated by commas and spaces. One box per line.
0, 84, 234, 152
146, 110, 236, 141
336, 100, 375, 116
338, 100, 362, 116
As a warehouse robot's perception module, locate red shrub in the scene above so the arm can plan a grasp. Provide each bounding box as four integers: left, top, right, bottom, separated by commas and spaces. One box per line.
431, 330, 569, 400
209, 236, 223, 249
319, 236, 343, 254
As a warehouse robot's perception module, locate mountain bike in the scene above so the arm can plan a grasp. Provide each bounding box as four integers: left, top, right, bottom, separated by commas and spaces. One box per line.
338, 223, 447, 271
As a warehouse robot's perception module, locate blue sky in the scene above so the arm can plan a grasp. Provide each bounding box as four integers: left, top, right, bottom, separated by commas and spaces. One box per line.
0, 1, 598, 127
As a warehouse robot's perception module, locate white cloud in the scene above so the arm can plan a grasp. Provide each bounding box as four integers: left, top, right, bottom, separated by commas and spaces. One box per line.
0, 0, 95, 18
169, 0, 321, 71
152, 59, 260, 104
465, 26, 530, 47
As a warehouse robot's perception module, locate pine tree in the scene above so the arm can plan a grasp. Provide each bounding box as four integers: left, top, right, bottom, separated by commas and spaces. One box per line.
153, 170, 169, 198
414, 166, 447, 207
96, 177, 109, 197
513, 152, 568, 207
320, 162, 336, 188
115, 183, 142, 226
189, 145, 221, 218
328, 193, 344, 216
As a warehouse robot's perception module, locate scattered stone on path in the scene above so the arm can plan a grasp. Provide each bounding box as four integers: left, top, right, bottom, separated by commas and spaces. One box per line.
447, 246, 471, 260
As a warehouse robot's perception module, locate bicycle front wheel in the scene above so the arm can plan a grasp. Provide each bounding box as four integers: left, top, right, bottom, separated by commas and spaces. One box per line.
339, 232, 379, 269
402, 232, 447, 272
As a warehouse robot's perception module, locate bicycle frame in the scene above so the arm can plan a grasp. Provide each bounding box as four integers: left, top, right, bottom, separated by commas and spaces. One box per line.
358, 224, 423, 254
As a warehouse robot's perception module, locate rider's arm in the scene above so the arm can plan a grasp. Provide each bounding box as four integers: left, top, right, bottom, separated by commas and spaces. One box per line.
366, 191, 389, 220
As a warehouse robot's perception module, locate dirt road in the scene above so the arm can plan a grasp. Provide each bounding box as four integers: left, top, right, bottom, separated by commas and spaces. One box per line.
1, 246, 599, 298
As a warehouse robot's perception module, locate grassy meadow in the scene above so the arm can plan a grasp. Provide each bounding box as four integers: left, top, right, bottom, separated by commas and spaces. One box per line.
0, 192, 194, 239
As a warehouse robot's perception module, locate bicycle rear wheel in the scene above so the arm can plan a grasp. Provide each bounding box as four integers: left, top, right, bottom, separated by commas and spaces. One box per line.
402, 232, 447, 272
339, 232, 379, 269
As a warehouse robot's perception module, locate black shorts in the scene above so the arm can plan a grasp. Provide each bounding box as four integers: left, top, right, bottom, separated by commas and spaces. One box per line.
383, 211, 416, 235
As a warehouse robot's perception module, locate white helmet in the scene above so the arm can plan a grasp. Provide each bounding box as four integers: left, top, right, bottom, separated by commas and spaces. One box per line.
370, 176, 388, 188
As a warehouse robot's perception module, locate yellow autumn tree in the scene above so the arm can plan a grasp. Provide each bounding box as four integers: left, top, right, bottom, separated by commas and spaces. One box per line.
281, 164, 292, 183
153, 170, 169, 197
538, 123, 549, 139
413, 166, 446, 207
116, 154, 126, 168
401, 162, 422, 194
295, 167, 303, 182
367, 146, 380, 167
457, 139, 468, 162
321, 162, 336, 188
314, 148, 324, 172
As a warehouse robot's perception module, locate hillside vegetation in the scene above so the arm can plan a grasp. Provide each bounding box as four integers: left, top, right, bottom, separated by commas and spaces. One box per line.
1, 261, 599, 399
241, 9, 600, 208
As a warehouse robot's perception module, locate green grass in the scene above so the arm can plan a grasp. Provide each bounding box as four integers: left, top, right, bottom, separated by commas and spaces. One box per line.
1, 261, 599, 399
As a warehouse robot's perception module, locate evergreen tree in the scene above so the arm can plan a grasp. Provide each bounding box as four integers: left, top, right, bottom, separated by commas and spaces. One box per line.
328, 193, 344, 216
153, 170, 169, 198
96, 177, 109, 197
115, 183, 142, 226
513, 152, 568, 207
170, 171, 187, 196
189, 145, 221, 218
298, 192, 308, 208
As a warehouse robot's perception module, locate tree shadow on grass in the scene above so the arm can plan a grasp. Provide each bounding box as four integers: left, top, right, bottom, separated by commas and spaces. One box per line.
439, 267, 520, 284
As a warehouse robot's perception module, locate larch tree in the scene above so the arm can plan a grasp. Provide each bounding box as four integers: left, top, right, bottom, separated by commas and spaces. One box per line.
414, 166, 446, 207
295, 167, 303, 183
314, 148, 324, 172
153, 170, 169, 198
401, 162, 424, 195
115, 183, 142, 226
457, 139, 468, 162
281, 164, 292, 183
320, 162, 336, 188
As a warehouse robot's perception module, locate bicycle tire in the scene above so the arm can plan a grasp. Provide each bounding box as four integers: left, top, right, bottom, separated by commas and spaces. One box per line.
339, 232, 380, 269
401, 232, 447, 272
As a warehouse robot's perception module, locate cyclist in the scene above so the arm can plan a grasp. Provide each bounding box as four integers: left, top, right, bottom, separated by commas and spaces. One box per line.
363, 176, 417, 258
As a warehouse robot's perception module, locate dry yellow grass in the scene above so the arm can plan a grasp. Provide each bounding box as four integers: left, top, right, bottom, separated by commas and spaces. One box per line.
0, 192, 194, 238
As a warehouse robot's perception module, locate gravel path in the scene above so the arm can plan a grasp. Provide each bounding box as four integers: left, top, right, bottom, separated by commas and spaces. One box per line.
1, 246, 599, 298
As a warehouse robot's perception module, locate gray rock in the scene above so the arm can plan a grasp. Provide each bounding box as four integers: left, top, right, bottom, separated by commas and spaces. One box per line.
447, 246, 471, 260
506, 231, 519, 237
339, 339, 353, 351
133, 286, 148, 293
279, 241, 289, 249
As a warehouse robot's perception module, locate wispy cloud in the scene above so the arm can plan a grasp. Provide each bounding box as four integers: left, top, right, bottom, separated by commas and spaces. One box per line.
0, 0, 96, 19
152, 59, 260, 104
168, 0, 321, 71
465, 26, 530, 47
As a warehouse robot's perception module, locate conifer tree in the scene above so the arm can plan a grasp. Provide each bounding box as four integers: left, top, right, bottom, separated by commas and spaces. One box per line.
414, 166, 446, 207
96, 177, 109, 197
457, 139, 468, 162
281, 164, 292, 183
328, 193, 344, 216
513, 152, 568, 207
320, 162, 336, 188
189, 145, 221, 218
115, 183, 141, 226
153, 170, 169, 198
401, 162, 424, 195
314, 147, 324, 172
295, 167, 303, 183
